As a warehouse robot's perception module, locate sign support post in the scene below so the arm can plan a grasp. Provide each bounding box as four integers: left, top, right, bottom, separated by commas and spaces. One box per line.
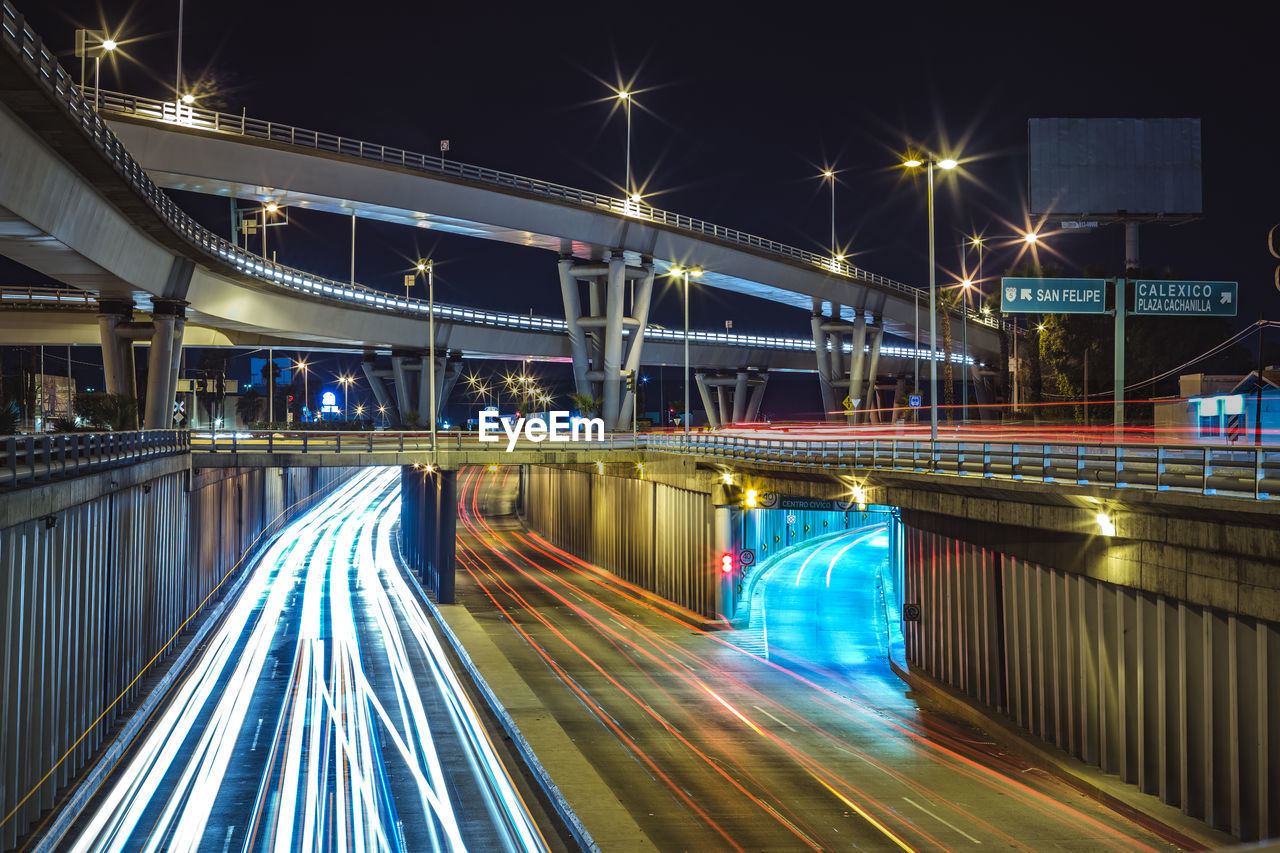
1114, 278, 1125, 434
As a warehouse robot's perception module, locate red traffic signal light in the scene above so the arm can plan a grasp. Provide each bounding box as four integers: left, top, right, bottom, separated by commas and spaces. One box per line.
288, 395, 294, 402
720, 553, 733, 574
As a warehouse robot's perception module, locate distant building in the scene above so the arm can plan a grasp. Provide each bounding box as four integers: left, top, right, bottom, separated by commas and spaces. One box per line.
1155, 370, 1280, 444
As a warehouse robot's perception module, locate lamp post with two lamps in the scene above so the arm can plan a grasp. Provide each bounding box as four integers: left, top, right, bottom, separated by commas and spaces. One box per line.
337, 375, 355, 420
668, 265, 703, 437
294, 358, 310, 422
902, 155, 958, 445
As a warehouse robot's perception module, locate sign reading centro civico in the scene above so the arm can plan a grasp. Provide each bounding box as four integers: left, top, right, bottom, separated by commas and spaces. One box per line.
1000, 277, 1106, 314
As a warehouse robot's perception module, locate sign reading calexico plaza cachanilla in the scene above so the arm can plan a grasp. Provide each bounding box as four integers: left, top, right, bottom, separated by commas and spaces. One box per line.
1000, 277, 1106, 314
1132, 280, 1237, 316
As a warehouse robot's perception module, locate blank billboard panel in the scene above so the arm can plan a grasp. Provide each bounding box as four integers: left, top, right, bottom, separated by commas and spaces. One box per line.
1028, 118, 1202, 216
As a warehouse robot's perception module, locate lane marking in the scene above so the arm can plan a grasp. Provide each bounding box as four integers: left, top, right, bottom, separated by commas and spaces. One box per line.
752, 705, 796, 732
903, 797, 982, 844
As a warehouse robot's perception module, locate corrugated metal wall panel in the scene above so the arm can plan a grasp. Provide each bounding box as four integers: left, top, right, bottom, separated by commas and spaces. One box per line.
525, 466, 713, 616
0, 465, 352, 847
905, 525, 1279, 840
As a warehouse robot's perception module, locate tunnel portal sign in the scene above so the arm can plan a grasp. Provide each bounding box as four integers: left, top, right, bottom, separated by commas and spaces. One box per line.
1000, 277, 1106, 314
1132, 280, 1237, 316
776, 495, 848, 512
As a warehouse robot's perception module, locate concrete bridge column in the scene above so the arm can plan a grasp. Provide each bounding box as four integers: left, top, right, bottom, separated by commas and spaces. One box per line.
829, 302, 844, 381
361, 357, 399, 427
97, 300, 136, 403
863, 322, 884, 422
391, 354, 417, 425
695, 373, 719, 429
400, 465, 456, 604
845, 313, 868, 423
732, 371, 749, 424
434, 353, 463, 424
617, 260, 655, 427
142, 300, 185, 429
746, 373, 768, 421
601, 252, 627, 429
417, 354, 432, 426
557, 256, 592, 396
163, 314, 185, 426
810, 301, 837, 419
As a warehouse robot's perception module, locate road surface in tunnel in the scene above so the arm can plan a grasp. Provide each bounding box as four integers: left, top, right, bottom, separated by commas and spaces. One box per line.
65, 468, 548, 853
453, 466, 1194, 852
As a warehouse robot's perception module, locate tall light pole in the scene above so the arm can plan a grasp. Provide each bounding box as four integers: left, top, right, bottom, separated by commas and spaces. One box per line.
903, 155, 957, 445
338, 375, 354, 419
417, 259, 437, 452
670, 265, 703, 437
821, 169, 840, 263
960, 280, 972, 421
75, 30, 117, 110
617, 90, 632, 199
295, 358, 309, 421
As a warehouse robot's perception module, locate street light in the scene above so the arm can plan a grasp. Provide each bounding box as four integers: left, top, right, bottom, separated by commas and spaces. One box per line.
902, 154, 957, 445
416, 259, 437, 453
75, 29, 117, 110
960, 279, 972, 421
669, 265, 703, 437
337, 374, 355, 419
295, 358, 309, 421
616, 89, 633, 199
821, 169, 838, 263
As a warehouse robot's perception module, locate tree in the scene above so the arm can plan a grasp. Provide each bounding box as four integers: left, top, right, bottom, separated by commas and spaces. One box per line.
74, 392, 138, 431
236, 389, 264, 425
0, 399, 19, 435
569, 392, 600, 418
937, 289, 959, 411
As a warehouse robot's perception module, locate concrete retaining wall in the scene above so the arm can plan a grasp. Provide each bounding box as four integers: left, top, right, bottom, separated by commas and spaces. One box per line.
0, 462, 351, 848
904, 523, 1280, 841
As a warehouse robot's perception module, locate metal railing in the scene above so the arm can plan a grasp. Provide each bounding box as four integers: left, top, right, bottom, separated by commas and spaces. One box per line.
645, 433, 1280, 501
0, 287, 974, 362
1, 430, 189, 488
186, 429, 1280, 502
86, 86, 1007, 337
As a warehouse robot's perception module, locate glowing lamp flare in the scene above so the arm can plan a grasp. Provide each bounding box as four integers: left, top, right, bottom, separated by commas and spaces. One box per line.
720, 553, 734, 574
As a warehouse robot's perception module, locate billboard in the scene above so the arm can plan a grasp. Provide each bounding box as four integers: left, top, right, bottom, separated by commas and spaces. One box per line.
1028, 118, 1202, 216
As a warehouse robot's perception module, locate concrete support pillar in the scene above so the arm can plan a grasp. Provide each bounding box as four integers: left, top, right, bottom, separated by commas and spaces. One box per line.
434, 354, 463, 424
588, 280, 603, 380
391, 355, 416, 425
164, 316, 185, 427
143, 312, 175, 429
695, 373, 719, 429
557, 256, 592, 396
417, 354, 432, 427
746, 373, 768, 421
829, 302, 844, 380
864, 323, 884, 421
846, 314, 869, 422
617, 262, 655, 427
96, 301, 133, 400
811, 301, 836, 419
601, 252, 626, 429
732, 371, 749, 424
716, 383, 731, 428
434, 469, 457, 604
362, 357, 398, 427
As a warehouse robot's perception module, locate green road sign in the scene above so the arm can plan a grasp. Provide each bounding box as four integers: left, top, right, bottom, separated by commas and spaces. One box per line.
1132, 280, 1237, 316
1001, 278, 1106, 314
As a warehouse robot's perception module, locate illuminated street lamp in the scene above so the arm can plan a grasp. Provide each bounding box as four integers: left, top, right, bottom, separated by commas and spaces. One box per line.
902, 155, 958, 445
960, 279, 973, 420
75, 29, 117, 110
820, 169, 839, 263
295, 358, 310, 421
668, 265, 704, 436
416, 259, 437, 452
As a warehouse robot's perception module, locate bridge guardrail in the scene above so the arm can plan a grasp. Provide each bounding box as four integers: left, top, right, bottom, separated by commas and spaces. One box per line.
185, 430, 1280, 502
1, 430, 189, 488
84, 86, 1007, 339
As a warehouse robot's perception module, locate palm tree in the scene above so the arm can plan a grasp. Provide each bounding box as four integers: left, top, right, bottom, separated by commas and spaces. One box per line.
569, 391, 600, 418
236, 389, 264, 425
938, 289, 960, 411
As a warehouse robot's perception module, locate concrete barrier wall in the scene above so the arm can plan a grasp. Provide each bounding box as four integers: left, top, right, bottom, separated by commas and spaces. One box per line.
0, 463, 351, 848
904, 524, 1280, 841
525, 465, 714, 615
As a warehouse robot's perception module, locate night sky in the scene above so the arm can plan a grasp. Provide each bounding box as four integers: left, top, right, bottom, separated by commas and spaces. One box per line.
7, 1, 1280, 412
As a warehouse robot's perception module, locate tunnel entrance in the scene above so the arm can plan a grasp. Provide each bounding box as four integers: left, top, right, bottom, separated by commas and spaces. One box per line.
724, 495, 905, 682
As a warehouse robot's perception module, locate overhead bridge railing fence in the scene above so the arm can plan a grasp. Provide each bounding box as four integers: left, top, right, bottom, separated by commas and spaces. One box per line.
188, 430, 642, 455
643, 432, 1280, 501
1, 430, 189, 488
85, 86, 1008, 336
